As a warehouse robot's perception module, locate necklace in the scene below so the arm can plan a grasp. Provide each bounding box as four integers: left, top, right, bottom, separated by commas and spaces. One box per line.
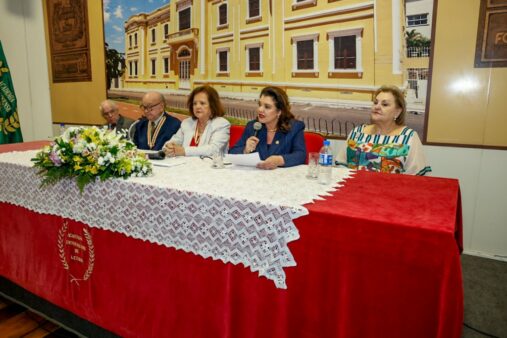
374, 124, 399, 136
193, 126, 201, 145
197, 121, 206, 132
194, 121, 207, 145
267, 128, 277, 132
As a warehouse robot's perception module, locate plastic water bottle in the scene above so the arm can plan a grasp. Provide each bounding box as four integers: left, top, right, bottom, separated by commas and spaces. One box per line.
59, 123, 66, 136
318, 139, 333, 185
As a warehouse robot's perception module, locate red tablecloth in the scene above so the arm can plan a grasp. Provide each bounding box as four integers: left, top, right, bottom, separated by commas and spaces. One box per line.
0, 142, 463, 338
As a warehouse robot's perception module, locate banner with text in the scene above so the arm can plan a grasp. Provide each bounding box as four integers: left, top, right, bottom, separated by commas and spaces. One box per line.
0, 41, 23, 144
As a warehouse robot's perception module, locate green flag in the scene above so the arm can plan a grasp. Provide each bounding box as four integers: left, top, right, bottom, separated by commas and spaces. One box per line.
0, 41, 23, 144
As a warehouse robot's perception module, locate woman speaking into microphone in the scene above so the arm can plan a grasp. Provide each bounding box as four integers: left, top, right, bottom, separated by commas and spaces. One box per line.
229, 86, 306, 169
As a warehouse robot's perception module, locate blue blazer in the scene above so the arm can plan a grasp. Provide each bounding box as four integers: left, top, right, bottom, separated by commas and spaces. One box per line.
134, 112, 181, 150
229, 120, 306, 167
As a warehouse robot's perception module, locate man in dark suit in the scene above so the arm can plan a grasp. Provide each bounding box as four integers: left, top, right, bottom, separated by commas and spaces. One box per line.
100, 100, 134, 134
133, 91, 181, 150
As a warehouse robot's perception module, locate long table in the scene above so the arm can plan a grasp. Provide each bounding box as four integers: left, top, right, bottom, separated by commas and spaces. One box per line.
0, 141, 463, 338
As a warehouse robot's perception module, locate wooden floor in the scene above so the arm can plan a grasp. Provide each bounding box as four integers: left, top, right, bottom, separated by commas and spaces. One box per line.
0, 296, 78, 338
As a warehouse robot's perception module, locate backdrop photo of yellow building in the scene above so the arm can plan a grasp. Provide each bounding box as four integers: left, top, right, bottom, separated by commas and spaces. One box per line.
122, 0, 408, 108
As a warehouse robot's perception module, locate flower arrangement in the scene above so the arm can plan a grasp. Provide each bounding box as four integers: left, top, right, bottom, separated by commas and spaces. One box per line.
32, 126, 152, 192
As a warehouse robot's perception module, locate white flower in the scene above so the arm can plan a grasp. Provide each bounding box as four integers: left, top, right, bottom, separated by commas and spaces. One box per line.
103, 152, 115, 163
61, 132, 70, 143
34, 126, 152, 192
86, 142, 97, 151
73, 143, 84, 154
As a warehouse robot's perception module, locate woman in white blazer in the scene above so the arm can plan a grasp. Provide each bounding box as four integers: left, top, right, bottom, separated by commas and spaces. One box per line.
162, 85, 230, 157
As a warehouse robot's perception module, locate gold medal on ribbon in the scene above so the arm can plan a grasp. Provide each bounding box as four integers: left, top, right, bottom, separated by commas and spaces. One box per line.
147, 116, 167, 149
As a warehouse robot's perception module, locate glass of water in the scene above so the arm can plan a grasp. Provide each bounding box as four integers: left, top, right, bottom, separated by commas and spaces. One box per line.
306, 152, 319, 179
211, 149, 225, 169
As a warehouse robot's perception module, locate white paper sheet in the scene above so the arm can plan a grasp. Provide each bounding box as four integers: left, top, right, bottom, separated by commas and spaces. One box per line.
150, 157, 187, 167
224, 152, 261, 167
140, 149, 159, 155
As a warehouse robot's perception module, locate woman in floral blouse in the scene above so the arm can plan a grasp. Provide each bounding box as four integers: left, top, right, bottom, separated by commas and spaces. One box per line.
336, 85, 431, 175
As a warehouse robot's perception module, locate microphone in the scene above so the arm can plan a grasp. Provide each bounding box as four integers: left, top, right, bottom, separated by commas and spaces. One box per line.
248, 121, 262, 153
147, 150, 166, 160
253, 121, 262, 137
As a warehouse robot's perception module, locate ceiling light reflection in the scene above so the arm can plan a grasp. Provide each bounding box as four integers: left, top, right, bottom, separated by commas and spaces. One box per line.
450, 77, 480, 93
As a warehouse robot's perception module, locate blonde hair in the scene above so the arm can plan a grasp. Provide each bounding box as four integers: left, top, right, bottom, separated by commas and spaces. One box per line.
373, 85, 406, 125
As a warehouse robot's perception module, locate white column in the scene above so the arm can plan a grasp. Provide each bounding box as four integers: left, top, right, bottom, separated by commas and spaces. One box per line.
282, 2, 286, 59
236, 6, 240, 67
391, 0, 401, 74
140, 27, 145, 76
271, 1, 275, 74
374, 0, 377, 52
200, 0, 205, 75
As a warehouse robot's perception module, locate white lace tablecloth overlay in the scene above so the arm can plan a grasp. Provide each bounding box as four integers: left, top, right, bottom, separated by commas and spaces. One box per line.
0, 150, 353, 288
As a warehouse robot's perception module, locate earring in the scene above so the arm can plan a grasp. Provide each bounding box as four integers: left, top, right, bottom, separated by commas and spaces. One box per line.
394, 116, 398, 121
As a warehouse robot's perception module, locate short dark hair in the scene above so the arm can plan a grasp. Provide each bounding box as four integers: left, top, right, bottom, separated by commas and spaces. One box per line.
259, 86, 295, 133
187, 85, 225, 119
373, 85, 407, 125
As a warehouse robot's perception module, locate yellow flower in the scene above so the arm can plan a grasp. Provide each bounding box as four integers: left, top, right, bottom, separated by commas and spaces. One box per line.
32, 126, 152, 193
121, 159, 132, 173
85, 165, 98, 174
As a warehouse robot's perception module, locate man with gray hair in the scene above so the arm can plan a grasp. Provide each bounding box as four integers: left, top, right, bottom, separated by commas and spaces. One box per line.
99, 99, 134, 133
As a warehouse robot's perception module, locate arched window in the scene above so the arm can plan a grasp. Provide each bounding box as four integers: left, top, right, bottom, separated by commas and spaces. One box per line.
178, 49, 190, 58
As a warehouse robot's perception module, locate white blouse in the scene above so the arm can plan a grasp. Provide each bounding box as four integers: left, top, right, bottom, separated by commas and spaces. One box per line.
168, 116, 231, 157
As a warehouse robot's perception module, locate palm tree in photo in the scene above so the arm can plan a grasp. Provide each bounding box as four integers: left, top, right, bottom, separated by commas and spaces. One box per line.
406, 29, 423, 47
405, 29, 431, 57
105, 43, 125, 90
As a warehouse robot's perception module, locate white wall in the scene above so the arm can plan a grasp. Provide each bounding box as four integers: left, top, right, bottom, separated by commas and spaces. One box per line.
0, 0, 52, 141
1, 0, 506, 261
427, 145, 507, 260
405, 0, 433, 39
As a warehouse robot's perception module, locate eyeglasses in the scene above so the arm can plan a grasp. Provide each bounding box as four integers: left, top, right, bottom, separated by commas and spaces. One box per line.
140, 101, 162, 112
102, 110, 117, 117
